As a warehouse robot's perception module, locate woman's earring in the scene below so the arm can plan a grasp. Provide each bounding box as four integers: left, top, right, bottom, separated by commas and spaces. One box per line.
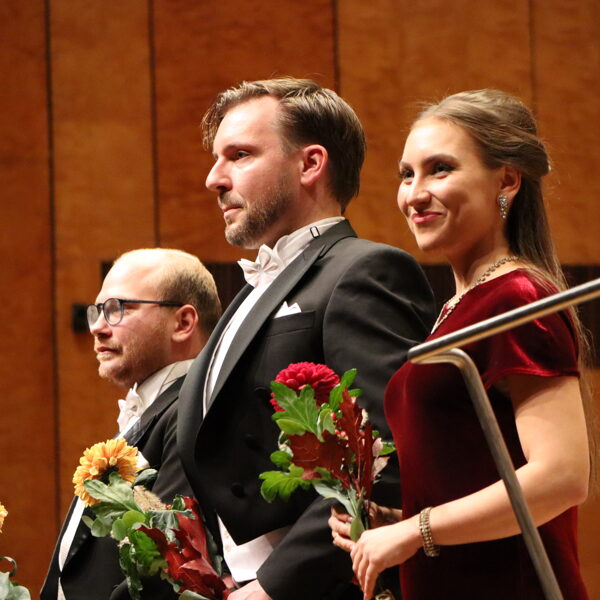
498, 194, 509, 219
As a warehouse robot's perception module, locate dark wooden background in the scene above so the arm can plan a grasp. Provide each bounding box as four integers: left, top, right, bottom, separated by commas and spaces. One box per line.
1, 0, 598, 594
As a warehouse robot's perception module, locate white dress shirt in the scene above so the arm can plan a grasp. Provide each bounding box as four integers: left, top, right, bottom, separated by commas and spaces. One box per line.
204, 217, 344, 582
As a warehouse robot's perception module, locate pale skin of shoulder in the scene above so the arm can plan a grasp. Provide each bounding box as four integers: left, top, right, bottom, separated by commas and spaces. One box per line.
330, 373, 590, 600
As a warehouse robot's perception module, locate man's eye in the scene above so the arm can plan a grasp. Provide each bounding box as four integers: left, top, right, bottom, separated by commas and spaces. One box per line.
235, 150, 249, 160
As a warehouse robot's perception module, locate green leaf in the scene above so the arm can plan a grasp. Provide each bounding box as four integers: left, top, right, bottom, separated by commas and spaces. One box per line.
134, 468, 158, 488
272, 417, 307, 436
147, 508, 190, 542
312, 481, 354, 515
379, 441, 396, 456
119, 544, 143, 600
270, 381, 299, 409
270, 450, 292, 469
350, 513, 366, 542
259, 468, 309, 502
170, 495, 186, 511
316, 405, 336, 437
112, 510, 147, 541
271, 382, 321, 434
0, 572, 11, 597
340, 368, 357, 389
90, 516, 112, 537
84, 474, 139, 513
128, 530, 165, 573
179, 591, 213, 600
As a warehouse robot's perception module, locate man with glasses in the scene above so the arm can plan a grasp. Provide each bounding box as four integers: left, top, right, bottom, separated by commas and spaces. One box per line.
42, 248, 221, 600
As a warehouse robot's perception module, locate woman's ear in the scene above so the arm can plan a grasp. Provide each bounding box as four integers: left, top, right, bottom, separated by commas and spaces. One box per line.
171, 305, 199, 343
499, 165, 522, 202
299, 144, 328, 188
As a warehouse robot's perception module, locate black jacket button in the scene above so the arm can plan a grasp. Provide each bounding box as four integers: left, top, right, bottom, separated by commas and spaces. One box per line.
245, 433, 261, 450
231, 483, 245, 498
254, 386, 271, 402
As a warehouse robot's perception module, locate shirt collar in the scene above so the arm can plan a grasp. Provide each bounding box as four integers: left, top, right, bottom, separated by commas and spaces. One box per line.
135, 359, 194, 409
268, 217, 345, 267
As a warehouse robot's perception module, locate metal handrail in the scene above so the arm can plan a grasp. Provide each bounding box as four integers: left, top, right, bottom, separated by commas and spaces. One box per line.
409, 277, 600, 362
408, 277, 600, 600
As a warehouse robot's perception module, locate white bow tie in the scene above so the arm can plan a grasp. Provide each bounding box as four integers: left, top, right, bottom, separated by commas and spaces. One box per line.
117, 387, 144, 433
238, 245, 286, 288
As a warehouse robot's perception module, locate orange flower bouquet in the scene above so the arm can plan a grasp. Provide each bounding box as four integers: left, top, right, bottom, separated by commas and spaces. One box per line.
73, 439, 230, 600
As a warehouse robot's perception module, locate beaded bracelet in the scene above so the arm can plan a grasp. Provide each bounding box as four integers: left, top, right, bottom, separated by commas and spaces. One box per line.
419, 506, 440, 557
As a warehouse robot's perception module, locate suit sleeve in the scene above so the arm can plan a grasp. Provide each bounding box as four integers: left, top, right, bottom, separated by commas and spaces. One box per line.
257, 246, 435, 600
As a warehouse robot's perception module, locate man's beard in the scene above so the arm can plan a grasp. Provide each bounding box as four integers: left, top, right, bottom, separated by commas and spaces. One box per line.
224, 180, 294, 249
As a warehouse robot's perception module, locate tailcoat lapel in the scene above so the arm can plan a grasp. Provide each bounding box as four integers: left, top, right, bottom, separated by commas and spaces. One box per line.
207, 220, 356, 412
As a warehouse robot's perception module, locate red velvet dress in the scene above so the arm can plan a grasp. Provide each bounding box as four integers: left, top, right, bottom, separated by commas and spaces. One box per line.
384, 270, 588, 599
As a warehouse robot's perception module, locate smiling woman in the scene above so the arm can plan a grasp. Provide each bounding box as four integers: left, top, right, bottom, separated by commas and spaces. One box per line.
329, 89, 593, 600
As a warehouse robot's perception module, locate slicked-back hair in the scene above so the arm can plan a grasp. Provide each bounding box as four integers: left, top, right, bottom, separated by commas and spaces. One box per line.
202, 77, 366, 212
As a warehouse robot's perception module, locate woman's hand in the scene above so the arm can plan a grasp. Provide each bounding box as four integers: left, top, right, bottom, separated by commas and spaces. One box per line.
329, 506, 355, 554
350, 517, 421, 600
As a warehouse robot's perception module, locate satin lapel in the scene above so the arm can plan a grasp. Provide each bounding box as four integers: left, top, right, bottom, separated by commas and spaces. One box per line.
125, 376, 184, 446
63, 504, 95, 566
206, 220, 357, 413
178, 284, 253, 457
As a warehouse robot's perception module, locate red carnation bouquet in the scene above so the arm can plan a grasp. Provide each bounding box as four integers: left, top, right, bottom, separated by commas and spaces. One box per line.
73, 439, 230, 600
260, 362, 395, 541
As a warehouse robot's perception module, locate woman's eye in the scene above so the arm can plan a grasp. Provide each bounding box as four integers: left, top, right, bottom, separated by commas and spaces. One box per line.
398, 168, 413, 181
433, 162, 453, 175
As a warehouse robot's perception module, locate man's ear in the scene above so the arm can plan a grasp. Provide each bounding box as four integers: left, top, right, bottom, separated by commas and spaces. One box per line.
171, 305, 199, 343
499, 165, 522, 203
299, 144, 328, 188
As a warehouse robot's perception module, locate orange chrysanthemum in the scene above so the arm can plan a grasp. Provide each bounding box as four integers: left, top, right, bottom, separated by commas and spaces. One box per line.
73, 438, 138, 506
0, 502, 7, 532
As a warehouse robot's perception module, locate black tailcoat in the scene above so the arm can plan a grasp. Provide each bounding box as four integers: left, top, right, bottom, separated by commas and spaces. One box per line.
41, 376, 191, 600
178, 221, 436, 600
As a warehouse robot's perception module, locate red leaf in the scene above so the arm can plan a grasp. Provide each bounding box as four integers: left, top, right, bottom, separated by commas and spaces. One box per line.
288, 431, 350, 487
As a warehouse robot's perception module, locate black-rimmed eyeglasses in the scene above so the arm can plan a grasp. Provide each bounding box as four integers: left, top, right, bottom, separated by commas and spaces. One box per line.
86, 297, 184, 328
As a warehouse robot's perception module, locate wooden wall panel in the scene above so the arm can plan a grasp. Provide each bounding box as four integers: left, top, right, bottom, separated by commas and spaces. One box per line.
50, 0, 155, 515
338, 0, 532, 262
153, 0, 336, 263
0, 1, 54, 593
533, 0, 600, 264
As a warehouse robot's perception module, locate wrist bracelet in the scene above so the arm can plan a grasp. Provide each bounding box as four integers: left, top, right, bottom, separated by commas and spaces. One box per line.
419, 506, 440, 557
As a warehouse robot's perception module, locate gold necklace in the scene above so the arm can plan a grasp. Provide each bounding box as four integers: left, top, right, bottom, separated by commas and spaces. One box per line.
431, 256, 519, 333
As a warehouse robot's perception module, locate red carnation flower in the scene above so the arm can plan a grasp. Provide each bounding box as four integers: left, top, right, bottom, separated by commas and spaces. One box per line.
270, 362, 340, 411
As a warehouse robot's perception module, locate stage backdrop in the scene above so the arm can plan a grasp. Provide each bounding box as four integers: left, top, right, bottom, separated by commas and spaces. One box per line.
0, 0, 598, 594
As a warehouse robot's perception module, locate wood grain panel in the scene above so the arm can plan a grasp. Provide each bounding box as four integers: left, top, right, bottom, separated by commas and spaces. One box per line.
0, 1, 54, 593
533, 0, 600, 264
50, 0, 155, 515
338, 0, 532, 261
532, 3, 600, 588
153, 0, 336, 263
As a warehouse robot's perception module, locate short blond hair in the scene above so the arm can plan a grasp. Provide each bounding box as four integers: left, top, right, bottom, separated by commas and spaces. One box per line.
113, 248, 221, 335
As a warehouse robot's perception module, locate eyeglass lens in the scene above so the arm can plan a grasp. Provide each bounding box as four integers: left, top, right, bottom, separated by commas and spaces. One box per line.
86, 298, 124, 327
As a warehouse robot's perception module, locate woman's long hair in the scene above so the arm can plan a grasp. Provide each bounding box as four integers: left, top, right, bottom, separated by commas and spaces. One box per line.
415, 89, 596, 487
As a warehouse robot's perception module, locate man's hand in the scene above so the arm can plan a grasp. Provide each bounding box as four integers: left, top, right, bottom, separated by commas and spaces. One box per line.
229, 579, 272, 600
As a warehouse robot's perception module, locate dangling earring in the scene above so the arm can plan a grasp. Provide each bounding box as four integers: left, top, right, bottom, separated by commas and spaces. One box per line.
498, 194, 509, 219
